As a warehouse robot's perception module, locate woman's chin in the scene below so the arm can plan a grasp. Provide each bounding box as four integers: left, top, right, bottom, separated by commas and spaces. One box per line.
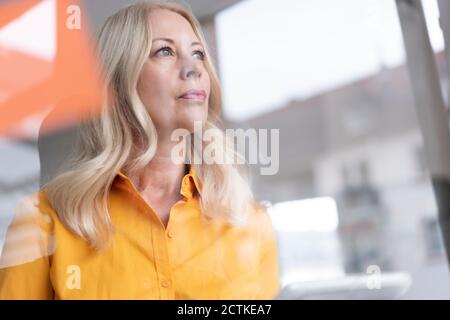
176, 115, 207, 132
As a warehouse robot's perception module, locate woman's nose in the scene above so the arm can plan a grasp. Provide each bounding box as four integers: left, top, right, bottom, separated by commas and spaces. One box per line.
184, 68, 200, 79
180, 55, 202, 80
181, 65, 201, 80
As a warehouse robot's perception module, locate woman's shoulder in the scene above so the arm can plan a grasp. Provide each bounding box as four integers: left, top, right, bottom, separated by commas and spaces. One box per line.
250, 201, 273, 229
244, 201, 277, 247
225, 201, 275, 240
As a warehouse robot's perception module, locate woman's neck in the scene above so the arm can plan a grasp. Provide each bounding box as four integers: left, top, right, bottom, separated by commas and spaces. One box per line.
130, 139, 188, 198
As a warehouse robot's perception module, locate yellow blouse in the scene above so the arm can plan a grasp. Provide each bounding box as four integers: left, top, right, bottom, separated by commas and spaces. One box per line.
0, 166, 281, 299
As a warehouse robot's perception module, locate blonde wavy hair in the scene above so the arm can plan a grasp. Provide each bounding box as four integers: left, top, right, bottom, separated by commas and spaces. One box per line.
42, 0, 263, 250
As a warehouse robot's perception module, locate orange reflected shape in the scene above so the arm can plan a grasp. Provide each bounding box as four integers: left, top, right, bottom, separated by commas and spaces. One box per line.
0, 0, 104, 138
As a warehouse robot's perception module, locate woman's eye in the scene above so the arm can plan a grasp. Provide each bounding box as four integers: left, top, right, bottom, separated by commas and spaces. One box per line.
156, 46, 173, 56
155, 46, 205, 60
193, 50, 205, 60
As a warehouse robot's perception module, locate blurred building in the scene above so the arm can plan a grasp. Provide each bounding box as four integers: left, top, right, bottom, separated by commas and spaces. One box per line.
229, 51, 450, 298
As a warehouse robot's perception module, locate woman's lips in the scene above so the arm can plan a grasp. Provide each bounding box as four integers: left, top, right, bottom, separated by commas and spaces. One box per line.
178, 89, 207, 102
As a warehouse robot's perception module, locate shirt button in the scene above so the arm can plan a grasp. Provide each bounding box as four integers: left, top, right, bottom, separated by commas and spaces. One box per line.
161, 280, 172, 288
168, 230, 175, 238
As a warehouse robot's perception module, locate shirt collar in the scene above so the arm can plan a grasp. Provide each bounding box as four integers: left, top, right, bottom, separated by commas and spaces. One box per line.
116, 165, 202, 199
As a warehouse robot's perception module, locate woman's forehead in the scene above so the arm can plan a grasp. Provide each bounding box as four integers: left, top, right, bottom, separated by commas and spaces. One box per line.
149, 9, 198, 41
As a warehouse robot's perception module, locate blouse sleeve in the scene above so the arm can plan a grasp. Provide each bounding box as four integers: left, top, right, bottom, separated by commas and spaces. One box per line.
0, 193, 54, 299
255, 207, 281, 299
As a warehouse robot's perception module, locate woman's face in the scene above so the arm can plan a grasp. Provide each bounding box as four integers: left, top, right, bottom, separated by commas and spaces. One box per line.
137, 9, 210, 138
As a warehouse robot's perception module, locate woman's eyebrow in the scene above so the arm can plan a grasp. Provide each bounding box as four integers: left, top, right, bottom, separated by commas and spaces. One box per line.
152, 37, 203, 47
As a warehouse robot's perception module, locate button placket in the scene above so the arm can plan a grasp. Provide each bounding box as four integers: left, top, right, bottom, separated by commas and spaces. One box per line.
119, 170, 176, 299
149, 218, 175, 298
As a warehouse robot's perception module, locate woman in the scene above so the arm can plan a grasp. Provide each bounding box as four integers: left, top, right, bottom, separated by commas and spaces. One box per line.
0, 1, 280, 299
